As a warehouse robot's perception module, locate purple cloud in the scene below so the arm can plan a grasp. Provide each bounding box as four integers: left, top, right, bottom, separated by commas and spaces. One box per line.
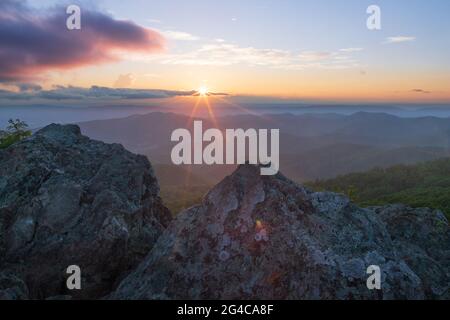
0, 85, 197, 101
0, 0, 165, 82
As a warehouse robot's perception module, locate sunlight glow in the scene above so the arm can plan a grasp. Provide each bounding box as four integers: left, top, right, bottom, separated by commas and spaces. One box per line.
198, 86, 209, 96
187, 86, 219, 128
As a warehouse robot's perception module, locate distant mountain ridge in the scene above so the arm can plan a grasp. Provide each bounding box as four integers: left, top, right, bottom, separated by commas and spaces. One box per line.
78, 111, 450, 187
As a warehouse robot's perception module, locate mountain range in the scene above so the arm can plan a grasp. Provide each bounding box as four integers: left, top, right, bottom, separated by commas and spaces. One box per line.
77, 112, 450, 205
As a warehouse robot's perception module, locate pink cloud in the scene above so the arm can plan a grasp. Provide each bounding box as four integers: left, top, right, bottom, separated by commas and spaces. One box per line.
0, 0, 165, 82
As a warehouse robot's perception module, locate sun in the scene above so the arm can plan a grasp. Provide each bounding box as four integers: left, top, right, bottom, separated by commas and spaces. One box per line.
198, 86, 209, 96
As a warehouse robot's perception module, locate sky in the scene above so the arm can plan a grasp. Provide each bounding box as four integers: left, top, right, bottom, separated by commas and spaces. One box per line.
1, 0, 450, 104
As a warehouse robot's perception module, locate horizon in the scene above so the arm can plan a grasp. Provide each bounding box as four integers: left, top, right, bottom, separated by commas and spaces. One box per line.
0, 0, 449, 107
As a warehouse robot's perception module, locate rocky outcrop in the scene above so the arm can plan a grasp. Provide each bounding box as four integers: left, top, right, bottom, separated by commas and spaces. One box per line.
2, 125, 448, 300
0, 124, 171, 299
112, 165, 449, 300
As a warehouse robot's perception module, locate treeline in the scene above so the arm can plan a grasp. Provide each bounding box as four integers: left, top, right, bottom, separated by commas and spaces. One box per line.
306, 158, 450, 218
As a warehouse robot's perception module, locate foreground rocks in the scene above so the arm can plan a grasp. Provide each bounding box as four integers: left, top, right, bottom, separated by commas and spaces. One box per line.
1, 124, 448, 300
0, 124, 171, 299
112, 165, 449, 300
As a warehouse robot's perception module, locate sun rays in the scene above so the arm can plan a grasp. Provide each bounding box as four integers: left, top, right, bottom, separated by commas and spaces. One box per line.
185, 87, 279, 129
188, 87, 219, 128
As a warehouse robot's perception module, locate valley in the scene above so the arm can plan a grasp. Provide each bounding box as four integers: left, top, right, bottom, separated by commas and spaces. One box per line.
77, 111, 450, 213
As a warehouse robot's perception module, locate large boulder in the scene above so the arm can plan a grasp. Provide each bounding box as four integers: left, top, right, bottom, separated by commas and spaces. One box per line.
0, 124, 171, 299
112, 165, 449, 299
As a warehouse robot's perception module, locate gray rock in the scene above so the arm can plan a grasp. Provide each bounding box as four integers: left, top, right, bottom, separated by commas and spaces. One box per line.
112, 164, 449, 300
0, 124, 171, 299
0, 270, 29, 300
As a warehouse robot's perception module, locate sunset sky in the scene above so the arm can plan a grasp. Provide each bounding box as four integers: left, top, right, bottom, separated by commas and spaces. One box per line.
1, 0, 450, 104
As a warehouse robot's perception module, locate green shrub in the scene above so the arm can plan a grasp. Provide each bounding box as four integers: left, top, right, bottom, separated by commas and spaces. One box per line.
0, 119, 31, 149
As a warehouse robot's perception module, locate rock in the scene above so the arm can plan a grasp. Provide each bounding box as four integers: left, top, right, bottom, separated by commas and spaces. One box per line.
0, 270, 29, 300
112, 164, 449, 300
0, 124, 171, 299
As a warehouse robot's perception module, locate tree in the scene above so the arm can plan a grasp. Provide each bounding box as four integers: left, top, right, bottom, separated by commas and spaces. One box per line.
0, 119, 31, 149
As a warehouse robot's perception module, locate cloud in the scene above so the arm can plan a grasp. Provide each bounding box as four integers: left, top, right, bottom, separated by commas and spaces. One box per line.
152, 42, 360, 70
0, 89, 30, 101
114, 74, 135, 88
0, 85, 198, 101
143, 73, 161, 78
412, 89, 431, 94
339, 48, 364, 53
17, 83, 43, 92
385, 36, 416, 44
193, 91, 229, 97
298, 51, 332, 62
160, 30, 199, 41
147, 18, 162, 24
157, 43, 290, 67
0, 0, 165, 82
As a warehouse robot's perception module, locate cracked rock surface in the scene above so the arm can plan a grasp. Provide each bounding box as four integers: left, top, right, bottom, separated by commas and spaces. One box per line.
0, 124, 171, 299
112, 165, 449, 300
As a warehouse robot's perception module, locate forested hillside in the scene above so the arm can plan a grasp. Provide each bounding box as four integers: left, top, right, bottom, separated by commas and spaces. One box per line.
307, 158, 450, 218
